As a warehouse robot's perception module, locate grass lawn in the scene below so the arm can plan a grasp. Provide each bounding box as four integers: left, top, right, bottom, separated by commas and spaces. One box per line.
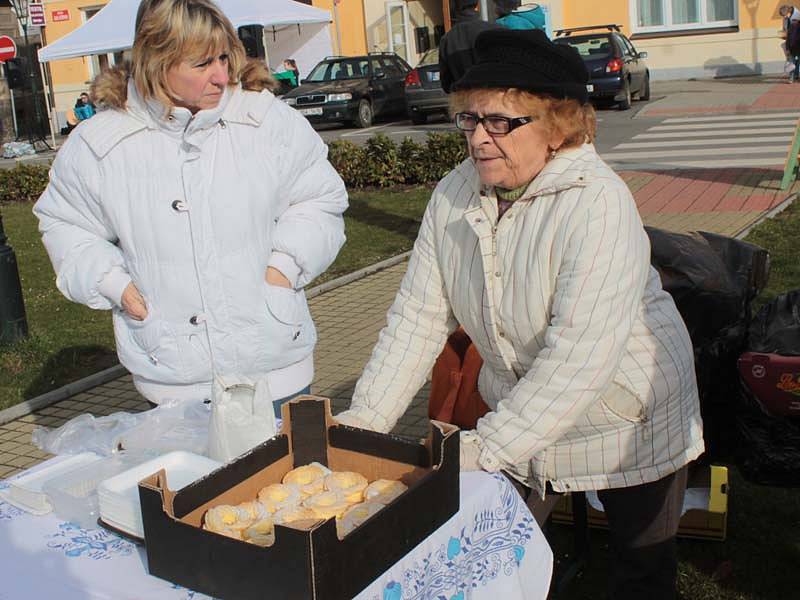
0, 186, 432, 410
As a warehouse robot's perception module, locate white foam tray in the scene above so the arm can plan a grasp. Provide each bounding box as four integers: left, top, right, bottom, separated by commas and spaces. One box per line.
98, 451, 222, 539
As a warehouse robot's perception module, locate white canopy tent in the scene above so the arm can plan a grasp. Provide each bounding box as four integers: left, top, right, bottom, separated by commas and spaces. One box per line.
37, 0, 333, 143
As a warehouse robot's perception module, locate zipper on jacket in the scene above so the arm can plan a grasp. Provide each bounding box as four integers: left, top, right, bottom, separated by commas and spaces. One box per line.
218, 118, 227, 129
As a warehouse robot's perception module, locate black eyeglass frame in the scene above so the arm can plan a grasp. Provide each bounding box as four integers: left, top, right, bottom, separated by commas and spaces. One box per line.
454, 112, 535, 136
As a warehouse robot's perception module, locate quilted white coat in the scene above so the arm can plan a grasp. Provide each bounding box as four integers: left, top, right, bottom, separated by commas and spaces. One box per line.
347, 145, 705, 494
34, 81, 347, 389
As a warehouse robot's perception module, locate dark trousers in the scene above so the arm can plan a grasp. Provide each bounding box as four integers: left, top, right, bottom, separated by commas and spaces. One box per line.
519, 467, 688, 600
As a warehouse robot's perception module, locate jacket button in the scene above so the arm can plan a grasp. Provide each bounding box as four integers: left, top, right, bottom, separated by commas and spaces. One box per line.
498, 330, 505, 338
171, 200, 184, 211
494, 271, 501, 277
189, 316, 199, 325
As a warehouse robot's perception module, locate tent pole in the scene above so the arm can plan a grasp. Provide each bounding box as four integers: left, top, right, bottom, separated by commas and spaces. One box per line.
261, 26, 270, 67
38, 59, 57, 149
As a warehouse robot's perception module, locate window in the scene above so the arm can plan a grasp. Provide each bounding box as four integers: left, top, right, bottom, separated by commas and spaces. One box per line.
631, 0, 736, 33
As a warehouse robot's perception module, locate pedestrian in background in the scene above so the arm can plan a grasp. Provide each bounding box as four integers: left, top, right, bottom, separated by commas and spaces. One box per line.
780, 4, 800, 82
74, 92, 96, 121
34, 0, 347, 416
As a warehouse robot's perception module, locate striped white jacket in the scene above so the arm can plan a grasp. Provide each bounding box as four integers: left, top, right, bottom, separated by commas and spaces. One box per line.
347, 144, 705, 495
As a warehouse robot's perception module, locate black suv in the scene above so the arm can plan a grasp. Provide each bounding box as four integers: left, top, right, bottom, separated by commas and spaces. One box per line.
282, 53, 411, 128
553, 24, 650, 110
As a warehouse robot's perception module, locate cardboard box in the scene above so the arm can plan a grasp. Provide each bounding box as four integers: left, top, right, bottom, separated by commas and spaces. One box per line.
138, 396, 460, 600
551, 465, 729, 542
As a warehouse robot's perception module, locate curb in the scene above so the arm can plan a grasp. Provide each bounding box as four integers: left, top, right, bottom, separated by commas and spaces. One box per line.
734, 192, 797, 239
0, 252, 412, 426
0, 364, 128, 426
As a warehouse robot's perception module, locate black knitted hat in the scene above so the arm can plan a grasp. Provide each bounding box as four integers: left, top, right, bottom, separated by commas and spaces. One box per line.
452, 28, 590, 103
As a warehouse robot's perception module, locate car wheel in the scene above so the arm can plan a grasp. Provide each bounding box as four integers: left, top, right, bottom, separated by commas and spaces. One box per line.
410, 112, 427, 125
618, 80, 632, 110
355, 100, 373, 128
639, 73, 651, 101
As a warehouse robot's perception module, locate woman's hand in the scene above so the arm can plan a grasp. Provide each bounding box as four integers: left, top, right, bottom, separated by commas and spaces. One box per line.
265, 266, 292, 289
121, 282, 148, 321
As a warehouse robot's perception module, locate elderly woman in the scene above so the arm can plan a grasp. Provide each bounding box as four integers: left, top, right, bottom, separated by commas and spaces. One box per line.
337, 29, 703, 599
34, 0, 347, 415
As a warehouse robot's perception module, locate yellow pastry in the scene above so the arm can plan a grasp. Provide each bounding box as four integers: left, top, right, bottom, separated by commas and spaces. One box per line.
336, 501, 384, 538
363, 479, 408, 505
243, 517, 275, 547
303, 490, 351, 520
324, 471, 368, 504
204, 504, 250, 532
257, 483, 302, 513
236, 500, 269, 522
273, 505, 318, 527
282, 463, 330, 496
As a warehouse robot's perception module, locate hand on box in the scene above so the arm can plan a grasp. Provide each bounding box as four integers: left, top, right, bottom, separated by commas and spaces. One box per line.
459, 430, 504, 473
334, 411, 373, 430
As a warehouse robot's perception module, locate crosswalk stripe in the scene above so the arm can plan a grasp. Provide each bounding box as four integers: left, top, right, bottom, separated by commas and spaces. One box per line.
603, 145, 786, 160
605, 157, 784, 169
662, 112, 799, 123
632, 127, 795, 139
615, 135, 792, 149
649, 120, 797, 131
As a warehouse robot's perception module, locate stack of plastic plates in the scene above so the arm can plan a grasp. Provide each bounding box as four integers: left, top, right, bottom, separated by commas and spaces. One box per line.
0, 453, 102, 515
98, 451, 222, 540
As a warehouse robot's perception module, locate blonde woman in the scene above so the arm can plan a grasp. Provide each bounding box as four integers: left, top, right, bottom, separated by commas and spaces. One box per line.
338, 29, 703, 599
34, 0, 347, 414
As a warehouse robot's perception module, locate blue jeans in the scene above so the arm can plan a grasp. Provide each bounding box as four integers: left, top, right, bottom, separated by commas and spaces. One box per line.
273, 385, 312, 419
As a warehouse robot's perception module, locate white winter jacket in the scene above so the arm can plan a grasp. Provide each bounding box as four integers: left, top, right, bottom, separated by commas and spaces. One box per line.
34, 80, 347, 398
346, 145, 704, 495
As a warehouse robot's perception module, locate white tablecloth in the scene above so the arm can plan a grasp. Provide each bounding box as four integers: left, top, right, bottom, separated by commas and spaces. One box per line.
0, 463, 552, 600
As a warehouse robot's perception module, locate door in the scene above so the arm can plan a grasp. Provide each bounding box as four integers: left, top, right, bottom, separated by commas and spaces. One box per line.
385, 1, 412, 62
369, 57, 392, 116
379, 56, 410, 114
618, 35, 644, 92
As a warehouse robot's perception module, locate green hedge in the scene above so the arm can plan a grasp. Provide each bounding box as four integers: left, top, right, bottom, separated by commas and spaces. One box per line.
0, 164, 50, 205
0, 132, 468, 204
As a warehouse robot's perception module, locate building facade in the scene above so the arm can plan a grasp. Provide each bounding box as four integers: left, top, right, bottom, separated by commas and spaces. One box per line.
559, 0, 786, 80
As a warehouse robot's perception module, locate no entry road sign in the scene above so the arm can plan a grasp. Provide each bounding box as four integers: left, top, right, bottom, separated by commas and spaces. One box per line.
0, 36, 16, 63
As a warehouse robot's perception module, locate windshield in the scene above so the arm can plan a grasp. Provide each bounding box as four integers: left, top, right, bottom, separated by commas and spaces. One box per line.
555, 35, 613, 58
306, 58, 370, 82
417, 48, 439, 67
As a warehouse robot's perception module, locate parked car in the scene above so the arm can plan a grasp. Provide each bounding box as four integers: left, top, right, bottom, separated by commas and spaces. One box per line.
281, 53, 411, 128
553, 24, 650, 110
404, 48, 449, 124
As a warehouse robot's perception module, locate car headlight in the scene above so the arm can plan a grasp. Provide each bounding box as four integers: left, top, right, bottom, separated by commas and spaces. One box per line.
326, 93, 352, 102
283, 97, 297, 106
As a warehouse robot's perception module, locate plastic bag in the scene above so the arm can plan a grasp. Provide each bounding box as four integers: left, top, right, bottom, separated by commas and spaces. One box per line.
735, 404, 800, 487
748, 290, 800, 356
32, 411, 141, 456
646, 227, 770, 462
32, 399, 211, 457
2, 141, 35, 158
207, 375, 277, 462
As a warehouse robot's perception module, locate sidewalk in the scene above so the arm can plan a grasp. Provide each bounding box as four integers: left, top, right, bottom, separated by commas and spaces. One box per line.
2, 79, 800, 479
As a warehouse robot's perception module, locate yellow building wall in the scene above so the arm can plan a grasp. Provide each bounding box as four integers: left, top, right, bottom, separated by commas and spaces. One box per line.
312, 0, 367, 56
560, 0, 788, 79
42, 0, 109, 115
562, 1, 631, 35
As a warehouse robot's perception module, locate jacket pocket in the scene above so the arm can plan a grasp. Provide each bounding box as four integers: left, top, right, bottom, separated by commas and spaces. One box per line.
262, 283, 317, 357
113, 306, 181, 374
600, 381, 647, 424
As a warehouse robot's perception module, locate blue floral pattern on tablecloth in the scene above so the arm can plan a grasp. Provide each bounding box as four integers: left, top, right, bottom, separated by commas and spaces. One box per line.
374, 474, 535, 600
46, 521, 135, 560
0, 482, 23, 521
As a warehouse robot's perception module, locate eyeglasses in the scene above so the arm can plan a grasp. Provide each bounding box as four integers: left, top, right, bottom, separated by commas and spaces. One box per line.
454, 112, 535, 136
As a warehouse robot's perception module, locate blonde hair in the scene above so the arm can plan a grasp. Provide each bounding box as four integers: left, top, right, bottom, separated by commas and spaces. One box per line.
131, 0, 274, 108
449, 88, 597, 151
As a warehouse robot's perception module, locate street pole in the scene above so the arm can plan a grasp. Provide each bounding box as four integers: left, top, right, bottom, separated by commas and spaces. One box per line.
0, 213, 29, 345
9, 0, 49, 148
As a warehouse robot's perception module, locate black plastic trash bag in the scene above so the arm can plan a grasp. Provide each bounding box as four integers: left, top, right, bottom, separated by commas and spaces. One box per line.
735, 402, 800, 487
748, 290, 800, 356
645, 227, 770, 462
